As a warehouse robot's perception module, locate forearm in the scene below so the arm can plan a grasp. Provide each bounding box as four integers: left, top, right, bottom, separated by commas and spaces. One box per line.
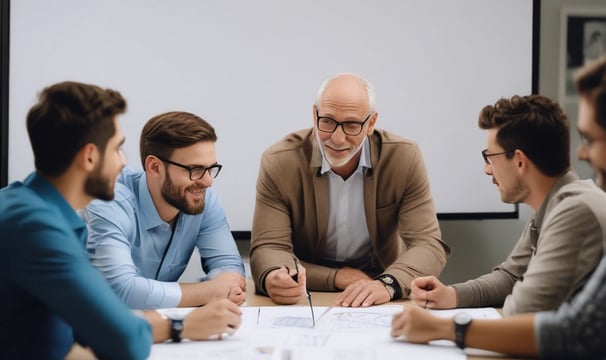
144, 310, 171, 343
387, 238, 448, 297
464, 315, 537, 356
302, 260, 339, 291
178, 282, 214, 307
452, 270, 516, 308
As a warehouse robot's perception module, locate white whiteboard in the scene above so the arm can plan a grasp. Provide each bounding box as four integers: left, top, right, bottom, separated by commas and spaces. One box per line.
9, 0, 533, 231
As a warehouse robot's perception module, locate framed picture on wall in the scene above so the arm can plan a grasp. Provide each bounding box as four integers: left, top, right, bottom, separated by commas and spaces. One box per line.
559, 6, 606, 105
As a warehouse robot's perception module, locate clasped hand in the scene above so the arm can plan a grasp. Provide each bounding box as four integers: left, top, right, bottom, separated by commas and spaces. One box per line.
265, 264, 307, 305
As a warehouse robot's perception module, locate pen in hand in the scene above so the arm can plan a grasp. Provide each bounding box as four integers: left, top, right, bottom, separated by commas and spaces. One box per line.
292, 257, 315, 327
291, 256, 299, 283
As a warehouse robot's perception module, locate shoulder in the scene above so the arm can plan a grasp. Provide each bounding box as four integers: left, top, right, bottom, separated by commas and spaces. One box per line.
554, 179, 606, 213
1, 183, 61, 226
116, 167, 143, 193
370, 129, 428, 178
371, 129, 423, 160
262, 129, 312, 158
0, 185, 76, 254
373, 129, 418, 147
543, 179, 606, 230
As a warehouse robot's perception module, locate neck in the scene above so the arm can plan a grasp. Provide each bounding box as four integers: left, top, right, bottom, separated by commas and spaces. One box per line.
331, 150, 362, 180
146, 176, 180, 224
525, 174, 559, 212
42, 171, 92, 211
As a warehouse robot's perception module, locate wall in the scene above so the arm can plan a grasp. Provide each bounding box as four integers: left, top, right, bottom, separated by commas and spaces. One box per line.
8, 0, 532, 230
438, 0, 603, 284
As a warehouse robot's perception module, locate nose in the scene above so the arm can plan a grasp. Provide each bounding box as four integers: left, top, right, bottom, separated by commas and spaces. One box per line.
198, 171, 213, 187
484, 162, 493, 176
330, 125, 347, 144
577, 142, 589, 161
120, 149, 127, 167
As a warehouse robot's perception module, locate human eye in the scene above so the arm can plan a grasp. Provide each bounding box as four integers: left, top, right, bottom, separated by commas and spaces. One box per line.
579, 133, 593, 146
343, 122, 362, 132
319, 117, 336, 125
190, 166, 207, 179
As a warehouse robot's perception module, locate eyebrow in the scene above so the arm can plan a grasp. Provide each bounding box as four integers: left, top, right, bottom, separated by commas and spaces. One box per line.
183, 161, 219, 168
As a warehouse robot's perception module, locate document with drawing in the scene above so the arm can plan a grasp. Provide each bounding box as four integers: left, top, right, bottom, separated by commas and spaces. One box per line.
152, 306, 501, 359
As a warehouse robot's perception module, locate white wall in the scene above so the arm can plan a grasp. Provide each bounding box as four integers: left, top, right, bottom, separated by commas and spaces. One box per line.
8, 0, 533, 232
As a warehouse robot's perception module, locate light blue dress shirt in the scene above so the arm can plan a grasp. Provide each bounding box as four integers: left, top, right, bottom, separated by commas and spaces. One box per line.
82, 167, 245, 309
0, 172, 151, 359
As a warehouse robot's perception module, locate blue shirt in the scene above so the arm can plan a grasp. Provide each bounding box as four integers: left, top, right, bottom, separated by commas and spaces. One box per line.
83, 167, 245, 309
0, 172, 152, 360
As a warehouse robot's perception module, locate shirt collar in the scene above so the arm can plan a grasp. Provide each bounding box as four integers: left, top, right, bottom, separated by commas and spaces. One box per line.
136, 172, 168, 230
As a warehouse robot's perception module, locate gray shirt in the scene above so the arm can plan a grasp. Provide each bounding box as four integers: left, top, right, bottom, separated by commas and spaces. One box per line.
453, 172, 606, 315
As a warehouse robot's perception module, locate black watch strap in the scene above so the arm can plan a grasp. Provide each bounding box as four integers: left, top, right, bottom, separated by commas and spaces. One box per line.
374, 274, 403, 299
169, 318, 184, 343
454, 313, 472, 349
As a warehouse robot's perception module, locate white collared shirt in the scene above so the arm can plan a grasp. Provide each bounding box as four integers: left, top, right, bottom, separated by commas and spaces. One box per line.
319, 138, 372, 263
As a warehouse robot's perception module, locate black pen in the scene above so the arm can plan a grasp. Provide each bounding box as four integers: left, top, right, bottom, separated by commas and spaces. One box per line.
292, 257, 315, 327
291, 257, 299, 283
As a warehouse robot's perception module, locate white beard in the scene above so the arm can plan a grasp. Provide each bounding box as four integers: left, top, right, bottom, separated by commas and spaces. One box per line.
315, 131, 364, 168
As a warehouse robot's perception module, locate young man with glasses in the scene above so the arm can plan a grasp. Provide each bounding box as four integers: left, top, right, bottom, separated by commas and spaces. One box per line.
408, 93, 606, 316
250, 73, 450, 306
0, 83, 242, 359
82, 111, 246, 309
391, 53, 606, 360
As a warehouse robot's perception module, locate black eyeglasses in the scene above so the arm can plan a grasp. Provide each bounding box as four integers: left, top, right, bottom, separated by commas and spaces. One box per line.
481, 149, 513, 165
315, 108, 373, 136
155, 155, 222, 180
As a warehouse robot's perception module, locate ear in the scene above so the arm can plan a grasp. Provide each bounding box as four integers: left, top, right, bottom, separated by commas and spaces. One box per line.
366, 112, 378, 135
145, 155, 163, 177
76, 143, 99, 172
513, 149, 529, 174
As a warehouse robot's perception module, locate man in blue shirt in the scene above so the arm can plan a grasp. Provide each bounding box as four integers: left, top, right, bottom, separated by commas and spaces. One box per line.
82, 111, 246, 309
0, 82, 242, 359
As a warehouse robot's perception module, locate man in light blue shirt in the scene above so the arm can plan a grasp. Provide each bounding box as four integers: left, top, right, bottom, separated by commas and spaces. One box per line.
0, 82, 242, 359
83, 111, 246, 309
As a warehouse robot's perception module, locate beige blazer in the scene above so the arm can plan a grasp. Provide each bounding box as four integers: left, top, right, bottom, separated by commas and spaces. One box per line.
250, 128, 450, 297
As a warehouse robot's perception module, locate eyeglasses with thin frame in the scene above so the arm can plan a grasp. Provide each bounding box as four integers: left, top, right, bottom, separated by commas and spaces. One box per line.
481, 149, 513, 165
155, 155, 222, 180
315, 108, 373, 136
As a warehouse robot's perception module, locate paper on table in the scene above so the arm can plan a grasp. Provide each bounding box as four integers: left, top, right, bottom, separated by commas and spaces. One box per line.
149, 306, 496, 360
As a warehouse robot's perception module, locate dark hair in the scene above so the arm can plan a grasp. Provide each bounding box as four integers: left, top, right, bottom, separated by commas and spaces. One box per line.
576, 56, 606, 131
478, 95, 570, 177
26, 81, 126, 176
139, 111, 217, 168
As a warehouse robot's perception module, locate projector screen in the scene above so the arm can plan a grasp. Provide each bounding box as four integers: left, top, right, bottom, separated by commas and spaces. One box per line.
7, 0, 536, 231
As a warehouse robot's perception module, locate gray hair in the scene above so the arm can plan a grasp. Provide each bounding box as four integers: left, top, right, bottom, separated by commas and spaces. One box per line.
315, 73, 376, 113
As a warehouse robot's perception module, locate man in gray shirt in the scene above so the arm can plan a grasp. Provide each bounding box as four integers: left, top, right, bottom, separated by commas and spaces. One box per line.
391, 55, 606, 358
409, 94, 606, 316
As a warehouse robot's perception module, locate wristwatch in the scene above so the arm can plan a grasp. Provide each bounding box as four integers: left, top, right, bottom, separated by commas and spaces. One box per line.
376, 274, 396, 300
453, 312, 472, 349
169, 318, 184, 343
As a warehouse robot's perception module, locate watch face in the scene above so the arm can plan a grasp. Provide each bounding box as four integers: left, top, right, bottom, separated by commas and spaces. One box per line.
380, 276, 394, 285
454, 312, 472, 325
173, 321, 184, 331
